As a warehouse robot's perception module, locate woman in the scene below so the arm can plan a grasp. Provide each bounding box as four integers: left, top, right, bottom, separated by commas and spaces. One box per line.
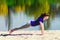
9, 13, 49, 35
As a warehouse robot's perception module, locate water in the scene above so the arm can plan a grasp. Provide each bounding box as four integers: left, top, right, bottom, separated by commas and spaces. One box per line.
49, 13, 60, 30
10, 11, 40, 30
0, 11, 60, 31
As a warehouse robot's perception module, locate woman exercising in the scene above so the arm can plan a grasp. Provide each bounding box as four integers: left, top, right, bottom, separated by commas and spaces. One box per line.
9, 13, 49, 35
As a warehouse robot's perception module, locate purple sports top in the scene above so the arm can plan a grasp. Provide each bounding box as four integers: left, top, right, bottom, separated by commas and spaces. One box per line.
30, 17, 43, 26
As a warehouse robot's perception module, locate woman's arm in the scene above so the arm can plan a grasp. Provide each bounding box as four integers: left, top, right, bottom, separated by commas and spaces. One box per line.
39, 22, 44, 35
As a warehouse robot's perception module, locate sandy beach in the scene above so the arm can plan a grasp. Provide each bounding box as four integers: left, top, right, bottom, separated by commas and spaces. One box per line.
0, 30, 60, 40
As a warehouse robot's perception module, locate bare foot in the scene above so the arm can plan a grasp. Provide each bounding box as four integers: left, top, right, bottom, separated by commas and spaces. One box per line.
9, 30, 14, 34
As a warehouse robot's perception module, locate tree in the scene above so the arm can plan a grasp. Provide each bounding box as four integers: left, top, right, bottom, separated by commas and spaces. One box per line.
6, 0, 16, 31
0, 0, 8, 16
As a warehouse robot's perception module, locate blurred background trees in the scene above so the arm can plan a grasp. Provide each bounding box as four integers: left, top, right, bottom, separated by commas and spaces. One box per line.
0, 0, 60, 30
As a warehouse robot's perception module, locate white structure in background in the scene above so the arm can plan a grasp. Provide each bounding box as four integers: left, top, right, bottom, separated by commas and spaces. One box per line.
56, 3, 60, 11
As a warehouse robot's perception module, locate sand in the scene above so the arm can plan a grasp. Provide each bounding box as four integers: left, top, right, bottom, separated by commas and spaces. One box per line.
0, 30, 60, 40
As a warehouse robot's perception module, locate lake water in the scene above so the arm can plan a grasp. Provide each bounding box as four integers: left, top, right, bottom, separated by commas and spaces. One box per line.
0, 11, 60, 31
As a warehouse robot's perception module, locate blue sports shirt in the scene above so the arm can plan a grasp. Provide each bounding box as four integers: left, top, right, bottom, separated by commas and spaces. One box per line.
30, 17, 43, 26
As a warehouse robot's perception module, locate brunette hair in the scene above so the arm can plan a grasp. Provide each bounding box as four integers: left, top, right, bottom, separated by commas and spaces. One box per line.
40, 13, 49, 18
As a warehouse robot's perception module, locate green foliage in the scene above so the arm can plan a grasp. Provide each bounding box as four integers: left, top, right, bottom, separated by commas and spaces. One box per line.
26, 0, 50, 19
0, 0, 60, 6
48, 0, 60, 4
6, 0, 16, 6
0, 0, 6, 4
16, 0, 24, 6
25, 0, 34, 6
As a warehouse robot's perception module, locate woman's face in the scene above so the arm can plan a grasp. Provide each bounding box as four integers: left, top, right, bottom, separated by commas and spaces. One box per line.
44, 16, 49, 20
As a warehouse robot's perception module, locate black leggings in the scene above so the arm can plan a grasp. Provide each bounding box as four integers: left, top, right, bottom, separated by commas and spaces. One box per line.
11, 23, 31, 31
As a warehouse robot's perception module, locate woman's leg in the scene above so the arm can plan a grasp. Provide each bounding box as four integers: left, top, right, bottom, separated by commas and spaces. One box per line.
14, 23, 31, 30
9, 23, 31, 34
